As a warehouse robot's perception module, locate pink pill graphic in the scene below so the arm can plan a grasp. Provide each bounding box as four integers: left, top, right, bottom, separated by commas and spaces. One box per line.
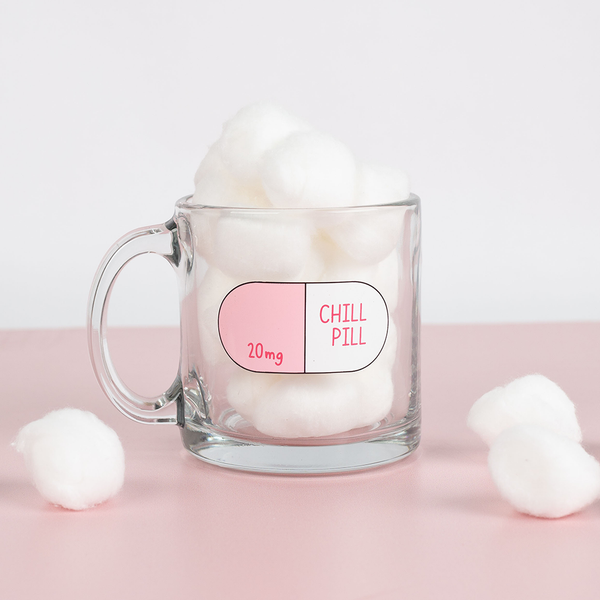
218, 282, 389, 374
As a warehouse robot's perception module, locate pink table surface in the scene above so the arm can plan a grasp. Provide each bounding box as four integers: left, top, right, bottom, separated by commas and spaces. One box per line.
1, 324, 600, 600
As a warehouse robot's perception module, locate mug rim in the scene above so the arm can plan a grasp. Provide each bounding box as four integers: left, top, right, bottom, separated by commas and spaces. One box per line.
175, 193, 420, 212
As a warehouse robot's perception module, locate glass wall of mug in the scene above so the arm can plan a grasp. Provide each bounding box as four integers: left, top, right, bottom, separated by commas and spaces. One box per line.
174, 195, 421, 473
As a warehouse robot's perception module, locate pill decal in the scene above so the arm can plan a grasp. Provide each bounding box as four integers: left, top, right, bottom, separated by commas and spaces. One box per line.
218, 281, 389, 374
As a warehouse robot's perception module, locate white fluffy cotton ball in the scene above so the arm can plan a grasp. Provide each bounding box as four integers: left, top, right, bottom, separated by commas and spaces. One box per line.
207, 212, 313, 280
355, 163, 410, 206
376, 318, 398, 371
467, 374, 582, 446
196, 267, 240, 367
193, 145, 271, 208
326, 205, 405, 266
321, 245, 400, 312
14, 408, 125, 510
226, 368, 281, 423
252, 373, 362, 438
261, 130, 357, 208
250, 367, 394, 439
488, 424, 600, 518
218, 102, 311, 186
351, 363, 395, 428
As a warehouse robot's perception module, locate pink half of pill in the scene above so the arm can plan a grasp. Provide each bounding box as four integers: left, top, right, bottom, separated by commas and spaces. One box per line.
218, 282, 389, 374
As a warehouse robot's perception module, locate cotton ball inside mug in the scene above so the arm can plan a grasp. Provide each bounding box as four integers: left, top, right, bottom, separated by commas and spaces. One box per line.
322, 245, 400, 312
488, 424, 600, 518
350, 363, 394, 429
326, 205, 405, 266
355, 163, 410, 206
208, 212, 313, 280
14, 408, 125, 511
324, 162, 409, 265
252, 369, 393, 438
193, 145, 271, 208
189, 209, 221, 262
196, 267, 241, 367
218, 102, 311, 187
467, 374, 582, 446
253, 374, 363, 438
226, 368, 281, 423
376, 319, 398, 371
261, 130, 357, 208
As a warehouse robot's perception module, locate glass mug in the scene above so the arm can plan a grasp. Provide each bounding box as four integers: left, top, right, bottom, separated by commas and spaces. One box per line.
88, 194, 421, 473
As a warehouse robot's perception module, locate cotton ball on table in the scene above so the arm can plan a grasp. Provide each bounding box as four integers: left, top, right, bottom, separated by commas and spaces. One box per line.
488, 424, 600, 518
14, 408, 125, 510
218, 102, 311, 186
467, 374, 582, 446
261, 130, 357, 208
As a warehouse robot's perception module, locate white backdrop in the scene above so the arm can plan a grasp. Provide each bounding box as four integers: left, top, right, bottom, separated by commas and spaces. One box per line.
1, 0, 599, 329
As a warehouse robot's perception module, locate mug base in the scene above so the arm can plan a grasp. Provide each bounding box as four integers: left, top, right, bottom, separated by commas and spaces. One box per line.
180, 417, 420, 474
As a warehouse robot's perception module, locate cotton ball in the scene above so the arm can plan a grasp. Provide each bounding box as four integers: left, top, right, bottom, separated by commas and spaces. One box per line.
326, 205, 405, 266
350, 364, 394, 429
207, 212, 313, 280
197, 302, 224, 366
467, 374, 582, 446
14, 408, 124, 511
377, 319, 398, 371
261, 130, 357, 208
355, 163, 410, 206
226, 369, 280, 423
252, 374, 363, 438
286, 232, 335, 283
218, 102, 311, 186
196, 267, 240, 367
252, 368, 393, 438
488, 425, 600, 518
189, 208, 220, 262
322, 245, 400, 312
293, 241, 328, 282
226, 320, 397, 438
193, 144, 228, 189
197, 265, 239, 310
193, 145, 271, 208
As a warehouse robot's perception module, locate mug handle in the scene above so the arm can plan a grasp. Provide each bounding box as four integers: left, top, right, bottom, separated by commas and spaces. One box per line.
87, 219, 182, 425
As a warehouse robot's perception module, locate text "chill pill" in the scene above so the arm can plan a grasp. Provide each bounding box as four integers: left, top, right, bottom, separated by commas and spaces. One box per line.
218, 281, 389, 374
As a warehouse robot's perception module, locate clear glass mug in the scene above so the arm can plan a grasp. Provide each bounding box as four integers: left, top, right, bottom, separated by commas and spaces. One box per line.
88, 194, 421, 473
